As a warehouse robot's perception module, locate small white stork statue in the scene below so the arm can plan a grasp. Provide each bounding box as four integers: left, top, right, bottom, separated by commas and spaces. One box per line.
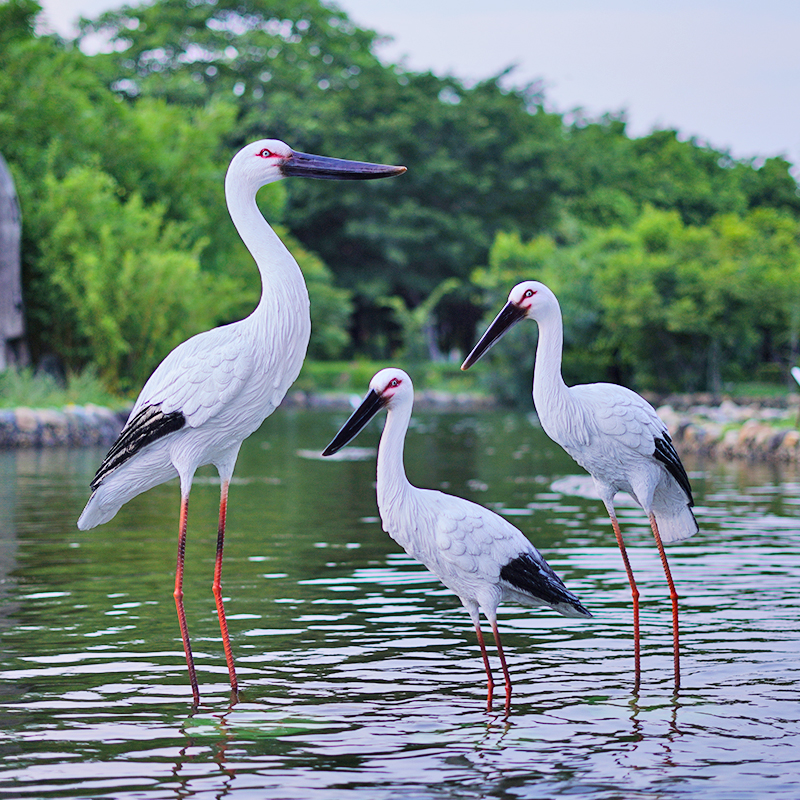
322, 367, 591, 714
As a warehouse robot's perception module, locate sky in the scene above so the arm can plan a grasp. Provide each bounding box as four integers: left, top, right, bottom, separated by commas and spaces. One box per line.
36, 0, 800, 173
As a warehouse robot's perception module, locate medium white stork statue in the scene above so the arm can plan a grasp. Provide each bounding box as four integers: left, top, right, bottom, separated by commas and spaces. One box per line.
462, 280, 697, 689
77, 140, 405, 704
322, 367, 591, 714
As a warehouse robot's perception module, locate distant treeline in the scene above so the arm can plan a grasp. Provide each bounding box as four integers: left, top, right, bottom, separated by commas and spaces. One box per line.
2, 0, 798, 395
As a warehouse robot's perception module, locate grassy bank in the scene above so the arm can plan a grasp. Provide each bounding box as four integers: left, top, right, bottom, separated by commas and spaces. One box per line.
1, 362, 796, 411
292, 359, 484, 396
0, 360, 487, 410
0, 367, 123, 409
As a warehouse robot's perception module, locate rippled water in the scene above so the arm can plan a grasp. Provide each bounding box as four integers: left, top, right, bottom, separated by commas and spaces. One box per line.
1, 408, 799, 799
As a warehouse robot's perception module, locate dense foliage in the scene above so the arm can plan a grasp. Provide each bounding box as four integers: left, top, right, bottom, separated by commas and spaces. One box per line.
472, 208, 800, 403
1, 0, 798, 397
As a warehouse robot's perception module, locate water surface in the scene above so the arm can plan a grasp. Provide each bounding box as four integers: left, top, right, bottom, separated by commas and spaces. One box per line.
1, 409, 799, 799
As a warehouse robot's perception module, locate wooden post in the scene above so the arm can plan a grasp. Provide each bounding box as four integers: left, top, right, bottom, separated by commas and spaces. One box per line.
0, 153, 27, 370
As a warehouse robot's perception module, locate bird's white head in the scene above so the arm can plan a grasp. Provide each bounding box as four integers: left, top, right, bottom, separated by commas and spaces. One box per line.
461, 280, 559, 370
369, 367, 413, 407
227, 139, 407, 193
506, 280, 558, 321
226, 139, 294, 191
322, 368, 412, 456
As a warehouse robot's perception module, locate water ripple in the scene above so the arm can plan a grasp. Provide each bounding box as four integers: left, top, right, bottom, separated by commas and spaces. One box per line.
2, 412, 800, 798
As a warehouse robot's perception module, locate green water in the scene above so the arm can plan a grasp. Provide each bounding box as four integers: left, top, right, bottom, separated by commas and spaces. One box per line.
1, 408, 799, 798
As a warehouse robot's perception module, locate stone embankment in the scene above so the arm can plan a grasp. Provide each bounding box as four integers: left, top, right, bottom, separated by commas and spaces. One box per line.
0, 404, 130, 448
651, 395, 800, 462
282, 389, 495, 412
0, 390, 495, 449
1, 393, 798, 461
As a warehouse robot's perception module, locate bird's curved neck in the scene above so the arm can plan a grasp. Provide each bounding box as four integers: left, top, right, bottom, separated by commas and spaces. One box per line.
376, 401, 414, 512
224, 176, 306, 311
532, 302, 571, 416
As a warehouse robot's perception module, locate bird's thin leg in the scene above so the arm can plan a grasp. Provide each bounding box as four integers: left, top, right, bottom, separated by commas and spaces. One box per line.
473, 622, 495, 712
649, 513, 680, 690
609, 513, 641, 687
212, 480, 238, 696
174, 494, 200, 705
490, 619, 512, 716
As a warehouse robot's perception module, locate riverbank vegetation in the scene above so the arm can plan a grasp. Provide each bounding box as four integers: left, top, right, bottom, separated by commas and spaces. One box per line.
0, 366, 121, 409
1, 0, 798, 405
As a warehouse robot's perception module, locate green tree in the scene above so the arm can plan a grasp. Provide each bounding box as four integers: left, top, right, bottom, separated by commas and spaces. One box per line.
1, 0, 357, 388
556, 122, 800, 230
82, 0, 798, 358
380, 277, 461, 362
76, 0, 568, 352
590, 208, 800, 392
5, 0, 799, 381
36, 164, 229, 391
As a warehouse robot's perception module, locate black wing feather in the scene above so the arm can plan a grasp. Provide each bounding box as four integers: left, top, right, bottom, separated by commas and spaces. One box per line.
90, 405, 185, 490
500, 552, 591, 616
653, 434, 694, 506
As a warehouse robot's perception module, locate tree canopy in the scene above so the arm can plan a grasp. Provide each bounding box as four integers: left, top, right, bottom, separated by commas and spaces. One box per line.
472, 208, 800, 401
1, 0, 798, 395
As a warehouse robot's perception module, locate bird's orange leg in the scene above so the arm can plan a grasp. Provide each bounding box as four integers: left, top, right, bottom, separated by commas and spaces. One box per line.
473, 622, 495, 712
213, 480, 238, 697
649, 513, 680, 690
490, 619, 512, 716
174, 495, 200, 705
609, 513, 641, 688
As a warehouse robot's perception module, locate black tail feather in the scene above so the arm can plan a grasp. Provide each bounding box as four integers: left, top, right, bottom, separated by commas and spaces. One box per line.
90, 405, 185, 490
500, 552, 591, 617
653, 434, 694, 506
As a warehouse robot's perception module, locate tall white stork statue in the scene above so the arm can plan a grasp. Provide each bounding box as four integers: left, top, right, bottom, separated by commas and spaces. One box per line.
462, 280, 697, 689
322, 367, 591, 714
77, 140, 405, 704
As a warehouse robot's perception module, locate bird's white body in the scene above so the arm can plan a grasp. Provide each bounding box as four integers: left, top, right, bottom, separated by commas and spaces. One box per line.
374, 377, 587, 620
78, 310, 307, 528
530, 295, 697, 543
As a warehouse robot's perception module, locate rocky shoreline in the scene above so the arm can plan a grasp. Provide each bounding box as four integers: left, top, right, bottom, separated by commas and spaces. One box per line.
655, 396, 800, 462
2, 392, 799, 461
0, 389, 495, 450
0, 404, 130, 448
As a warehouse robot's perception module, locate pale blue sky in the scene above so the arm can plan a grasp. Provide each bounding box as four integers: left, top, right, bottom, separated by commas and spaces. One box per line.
37, 0, 800, 172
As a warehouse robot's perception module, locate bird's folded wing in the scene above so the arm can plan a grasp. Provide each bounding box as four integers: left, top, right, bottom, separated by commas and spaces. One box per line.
578, 383, 667, 456
129, 326, 254, 429
90, 404, 186, 490
425, 491, 522, 578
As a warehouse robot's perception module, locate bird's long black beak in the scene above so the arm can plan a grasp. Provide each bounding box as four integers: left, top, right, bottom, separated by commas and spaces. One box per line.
322, 390, 386, 456
282, 151, 406, 180
461, 301, 527, 370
